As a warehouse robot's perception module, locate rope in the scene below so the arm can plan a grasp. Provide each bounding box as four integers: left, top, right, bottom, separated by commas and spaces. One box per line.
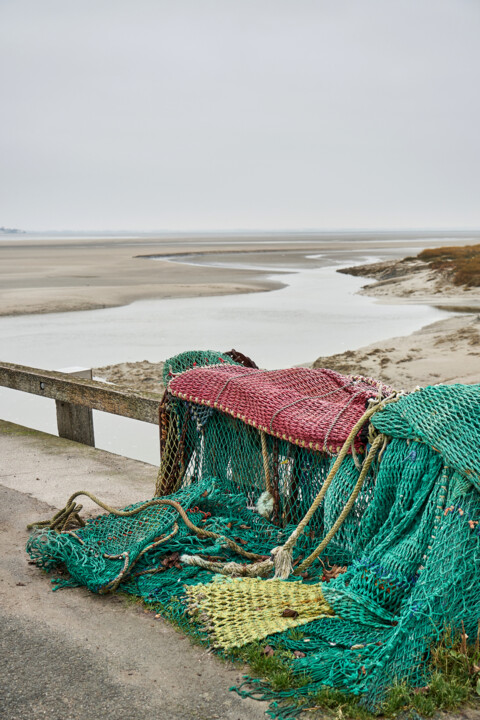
28, 491, 264, 563
180, 555, 273, 577
295, 432, 385, 573
260, 430, 273, 496
274, 395, 399, 570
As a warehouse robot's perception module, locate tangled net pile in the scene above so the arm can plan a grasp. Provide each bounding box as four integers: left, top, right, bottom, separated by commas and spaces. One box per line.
27, 349, 480, 717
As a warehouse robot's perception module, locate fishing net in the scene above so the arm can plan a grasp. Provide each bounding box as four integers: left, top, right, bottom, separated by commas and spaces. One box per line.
185, 576, 335, 649
26, 350, 480, 717
162, 348, 240, 388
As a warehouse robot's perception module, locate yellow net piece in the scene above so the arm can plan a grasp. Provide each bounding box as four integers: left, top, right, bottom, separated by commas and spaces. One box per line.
185, 576, 335, 649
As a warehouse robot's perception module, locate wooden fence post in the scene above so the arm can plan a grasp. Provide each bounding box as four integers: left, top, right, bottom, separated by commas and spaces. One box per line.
55, 367, 95, 446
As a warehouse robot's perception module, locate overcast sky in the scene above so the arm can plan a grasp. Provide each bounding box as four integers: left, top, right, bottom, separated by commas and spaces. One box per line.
1, 0, 479, 232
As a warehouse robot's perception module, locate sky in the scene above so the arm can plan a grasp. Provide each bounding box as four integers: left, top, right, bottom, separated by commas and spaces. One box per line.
1, 0, 480, 232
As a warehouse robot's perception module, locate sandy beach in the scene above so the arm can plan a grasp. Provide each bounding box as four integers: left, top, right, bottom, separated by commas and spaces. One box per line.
1, 231, 477, 316
313, 314, 480, 388
337, 254, 480, 313
89, 237, 480, 391
0, 235, 289, 317
1, 232, 479, 390
312, 251, 480, 387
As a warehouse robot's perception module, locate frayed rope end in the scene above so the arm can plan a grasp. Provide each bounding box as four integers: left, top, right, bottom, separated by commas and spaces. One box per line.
271, 545, 293, 580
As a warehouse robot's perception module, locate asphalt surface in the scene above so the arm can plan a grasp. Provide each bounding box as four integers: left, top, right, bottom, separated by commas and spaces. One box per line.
0, 421, 266, 720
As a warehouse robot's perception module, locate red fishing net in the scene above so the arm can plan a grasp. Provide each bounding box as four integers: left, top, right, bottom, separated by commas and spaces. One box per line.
169, 365, 390, 452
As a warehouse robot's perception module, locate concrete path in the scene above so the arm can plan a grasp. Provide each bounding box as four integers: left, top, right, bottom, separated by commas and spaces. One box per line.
0, 420, 267, 720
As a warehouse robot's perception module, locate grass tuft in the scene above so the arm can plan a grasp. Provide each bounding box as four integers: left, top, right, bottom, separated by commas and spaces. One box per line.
418, 244, 480, 287
229, 641, 311, 692
302, 625, 480, 719
114, 592, 480, 720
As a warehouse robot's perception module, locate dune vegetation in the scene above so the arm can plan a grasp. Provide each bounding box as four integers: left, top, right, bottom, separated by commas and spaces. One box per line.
418, 244, 480, 287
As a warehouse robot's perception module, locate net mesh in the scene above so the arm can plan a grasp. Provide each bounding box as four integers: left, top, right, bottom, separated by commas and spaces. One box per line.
185, 576, 335, 649
26, 350, 480, 717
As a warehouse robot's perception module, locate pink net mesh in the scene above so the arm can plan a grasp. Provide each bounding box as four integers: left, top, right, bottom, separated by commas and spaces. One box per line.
169, 365, 389, 452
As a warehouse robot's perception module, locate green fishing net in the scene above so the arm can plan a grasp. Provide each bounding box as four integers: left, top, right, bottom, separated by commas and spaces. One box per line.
26, 351, 480, 718
162, 348, 239, 388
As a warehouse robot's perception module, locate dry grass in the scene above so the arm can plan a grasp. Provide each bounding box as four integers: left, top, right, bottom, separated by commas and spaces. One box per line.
418, 244, 480, 287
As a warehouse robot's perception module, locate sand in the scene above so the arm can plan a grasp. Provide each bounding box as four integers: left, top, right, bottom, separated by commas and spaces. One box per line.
313, 314, 480, 389
0, 237, 290, 317
2, 233, 479, 388
338, 256, 480, 312
311, 255, 480, 388
93, 249, 480, 391
94, 360, 166, 394
1, 231, 477, 317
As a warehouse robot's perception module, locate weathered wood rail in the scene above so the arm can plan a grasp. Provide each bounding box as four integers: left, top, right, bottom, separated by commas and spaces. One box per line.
0, 361, 164, 450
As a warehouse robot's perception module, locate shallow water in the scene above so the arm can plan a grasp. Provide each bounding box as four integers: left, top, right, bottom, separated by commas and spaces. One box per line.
0, 244, 450, 465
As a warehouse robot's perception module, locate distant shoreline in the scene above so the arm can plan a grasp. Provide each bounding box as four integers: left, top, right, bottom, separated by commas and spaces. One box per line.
1, 232, 479, 319
2, 228, 480, 253
1, 232, 478, 389
89, 241, 480, 390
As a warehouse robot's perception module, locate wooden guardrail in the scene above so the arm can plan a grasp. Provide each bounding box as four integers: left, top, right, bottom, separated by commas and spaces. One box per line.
0, 361, 164, 449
